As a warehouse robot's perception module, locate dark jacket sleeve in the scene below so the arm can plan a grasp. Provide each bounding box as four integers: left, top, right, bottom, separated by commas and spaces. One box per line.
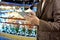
39, 0, 60, 32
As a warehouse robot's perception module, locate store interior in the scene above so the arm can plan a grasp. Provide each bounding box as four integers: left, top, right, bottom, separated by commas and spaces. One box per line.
0, 0, 39, 40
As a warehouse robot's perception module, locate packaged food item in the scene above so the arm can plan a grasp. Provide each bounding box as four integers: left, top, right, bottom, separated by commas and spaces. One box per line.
18, 25, 25, 36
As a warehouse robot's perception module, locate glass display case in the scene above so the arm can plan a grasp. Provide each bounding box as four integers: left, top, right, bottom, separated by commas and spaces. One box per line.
0, 1, 39, 40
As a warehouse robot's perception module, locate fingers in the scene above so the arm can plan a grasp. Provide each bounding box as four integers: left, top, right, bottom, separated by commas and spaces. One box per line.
25, 12, 36, 18
29, 11, 36, 16
24, 13, 33, 18
24, 15, 31, 21
26, 14, 32, 17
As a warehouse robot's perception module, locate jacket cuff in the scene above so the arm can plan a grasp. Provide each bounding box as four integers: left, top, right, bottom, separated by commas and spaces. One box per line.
39, 19, 52, 32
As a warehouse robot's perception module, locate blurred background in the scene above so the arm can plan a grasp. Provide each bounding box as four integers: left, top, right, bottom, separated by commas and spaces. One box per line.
0, 0, 40, 40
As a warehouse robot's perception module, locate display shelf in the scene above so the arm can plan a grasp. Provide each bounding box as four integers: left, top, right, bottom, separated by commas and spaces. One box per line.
0, 32, 36, 40
0, 22, 32, 26
0, 2, 37, 40
0, 17, 25, 20
0, 2, 32, 7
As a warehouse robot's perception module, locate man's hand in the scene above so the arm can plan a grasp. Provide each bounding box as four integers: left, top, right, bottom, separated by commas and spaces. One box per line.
24, 11, 39, 26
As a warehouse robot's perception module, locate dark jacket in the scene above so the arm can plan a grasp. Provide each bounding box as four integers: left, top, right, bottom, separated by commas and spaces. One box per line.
37, 0, 60, 40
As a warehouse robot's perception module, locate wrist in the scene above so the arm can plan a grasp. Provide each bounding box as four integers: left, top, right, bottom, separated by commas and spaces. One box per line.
35, 18, 40, 26
37, 19, 40, 25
